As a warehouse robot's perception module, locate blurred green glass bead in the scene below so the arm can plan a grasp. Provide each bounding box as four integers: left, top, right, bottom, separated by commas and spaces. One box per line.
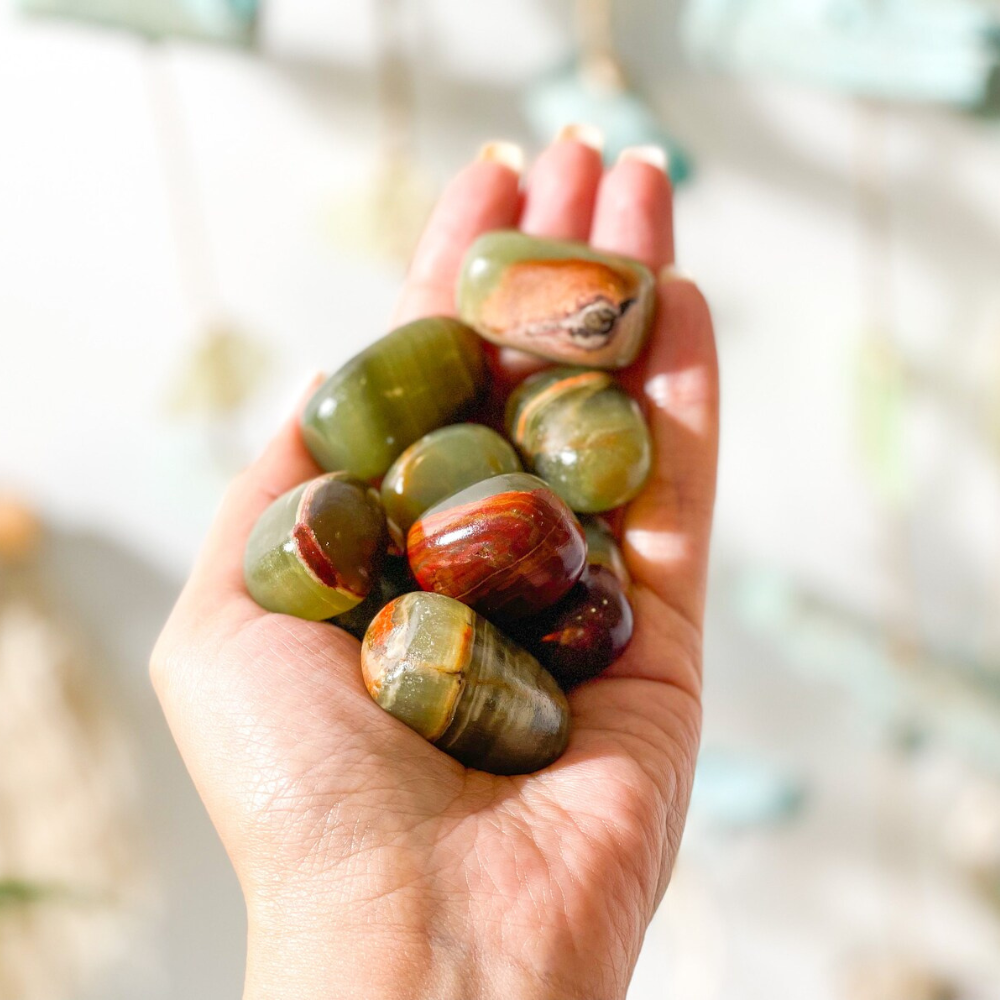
244, 472, 386, 620
331, 555, 416, 640
362, 591, 570, 775
506, 367, 652, 513
301, 317, 488, 481
380, 423, 522, 547
457, 231, 655, 369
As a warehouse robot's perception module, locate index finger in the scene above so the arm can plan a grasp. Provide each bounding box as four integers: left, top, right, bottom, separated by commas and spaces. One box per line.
392, 144, 523, 325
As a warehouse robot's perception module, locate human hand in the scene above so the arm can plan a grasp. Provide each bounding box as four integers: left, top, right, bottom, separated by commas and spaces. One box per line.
151, 134, 719, 1000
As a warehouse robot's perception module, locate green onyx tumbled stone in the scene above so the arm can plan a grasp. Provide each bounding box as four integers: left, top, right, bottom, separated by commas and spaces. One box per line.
457, 230, 655, 369
362, 591, 570, 775
581, 516, 631, 588
506, 367, 652, 513
244, 472, 386, 620
380, 423, 522, 547
301, 317, 488, 481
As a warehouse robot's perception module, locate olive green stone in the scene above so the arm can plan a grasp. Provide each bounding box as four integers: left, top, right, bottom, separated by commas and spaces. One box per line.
582, 516, 630, 587
380, 423, 522, 546
301, 317, 488, 481
506, 367, 652, 513
244, 472, 386, 620
362, 591, 570, 775
457, 230, 655, 369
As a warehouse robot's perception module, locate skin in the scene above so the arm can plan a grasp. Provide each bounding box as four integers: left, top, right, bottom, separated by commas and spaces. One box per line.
151, 136, 719, 1000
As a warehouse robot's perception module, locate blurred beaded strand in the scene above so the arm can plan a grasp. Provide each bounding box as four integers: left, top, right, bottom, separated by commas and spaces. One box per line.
143, 45, 269, 471
854, 99, 919, 667
328, 0, 435, 264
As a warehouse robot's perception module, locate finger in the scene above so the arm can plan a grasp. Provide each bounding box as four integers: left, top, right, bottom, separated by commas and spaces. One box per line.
392, 143, 523, 325
589, 146, 674, 271
519, 125, 604, 241
184, 375, 325, 606
621, 273, 719, 635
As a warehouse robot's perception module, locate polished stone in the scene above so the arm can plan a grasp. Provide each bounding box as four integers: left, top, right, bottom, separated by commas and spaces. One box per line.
380, 423, 521, 548
457, 231, 655, 369
362, 591, 570, 774
407, 472, 586, 621
506, 366, 652, 513
301, 316, 487, 481
244, 472, 386, 620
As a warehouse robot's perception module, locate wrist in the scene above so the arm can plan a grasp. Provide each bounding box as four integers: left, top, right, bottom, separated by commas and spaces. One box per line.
243, 911, 619, 1000
244, 920, 473, 1000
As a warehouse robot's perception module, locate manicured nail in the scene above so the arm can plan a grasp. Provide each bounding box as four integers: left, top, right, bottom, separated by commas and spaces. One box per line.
617, 144, 669, 172
477, 141, 526, 175
556, 123, 605, 153
659, 264, 696, 284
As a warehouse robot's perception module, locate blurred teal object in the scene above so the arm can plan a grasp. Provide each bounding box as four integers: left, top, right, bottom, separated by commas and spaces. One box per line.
691, 748, 806, 829
18, 0, 258, 44
524, 64, 693, 185
682, 0, 1000, 108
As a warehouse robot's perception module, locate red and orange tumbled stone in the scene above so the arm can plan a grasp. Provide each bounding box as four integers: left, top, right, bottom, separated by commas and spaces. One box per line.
406, 473, 586, 622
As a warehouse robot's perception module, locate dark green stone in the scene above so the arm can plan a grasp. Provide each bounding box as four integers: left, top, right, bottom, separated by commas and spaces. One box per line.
301, 317, 488, 481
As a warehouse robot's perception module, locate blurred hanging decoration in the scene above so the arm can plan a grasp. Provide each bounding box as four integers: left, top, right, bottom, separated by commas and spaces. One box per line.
681, 0, 1000, 109
143, 47, 272, 471
17, 0, 258, 45
328, 0, 436, 264
0, 497, 143, 1000
524, 0, 692, 184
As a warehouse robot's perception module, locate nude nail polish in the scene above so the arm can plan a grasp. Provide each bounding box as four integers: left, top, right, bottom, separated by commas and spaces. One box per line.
477, 141, 526, 175
555, 123, 605, 153
617, 145, 669, 173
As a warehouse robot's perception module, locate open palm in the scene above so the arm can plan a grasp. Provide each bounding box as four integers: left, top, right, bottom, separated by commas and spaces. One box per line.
152, 137, 718, 1000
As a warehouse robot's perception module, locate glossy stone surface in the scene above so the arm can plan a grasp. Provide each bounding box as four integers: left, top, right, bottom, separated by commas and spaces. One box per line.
301, 317, 487, 481
457, 230, 655, 369
331, 555, 416, 640
514, 566, 633, 690
407, 473, 586, 621
244, 473, 386, 620
380, 424, 521, 549
582, 516, 631, 588
362, 591, 570, 774
506, 367, 652, 513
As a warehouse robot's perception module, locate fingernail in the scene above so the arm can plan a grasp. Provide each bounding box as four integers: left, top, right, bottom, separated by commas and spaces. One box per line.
659, 264, 696, 284
556, 123, 605, 153
477, 141, 526, 175
617, 144, 669, 173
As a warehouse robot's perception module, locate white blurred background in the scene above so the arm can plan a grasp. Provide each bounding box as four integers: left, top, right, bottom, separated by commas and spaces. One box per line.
2, 1, 1000, 997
